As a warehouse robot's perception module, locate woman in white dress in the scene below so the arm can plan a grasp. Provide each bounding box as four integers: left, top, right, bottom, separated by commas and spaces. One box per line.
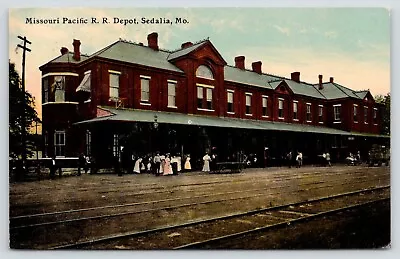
159, 154, 165, 175
184, 155, 192, 172
202, 153, 211, 172
134, 157, 142, 174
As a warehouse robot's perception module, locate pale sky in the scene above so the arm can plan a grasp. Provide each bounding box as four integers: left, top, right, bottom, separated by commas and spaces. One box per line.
9, 8, 390, 120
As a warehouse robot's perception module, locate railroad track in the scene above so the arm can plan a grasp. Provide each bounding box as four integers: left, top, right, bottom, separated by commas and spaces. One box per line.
10, 168, 388, 215
51, 185, 390, 249
10, 177, 389, 249
10, 174, 388, 229
10, 166, 382, 198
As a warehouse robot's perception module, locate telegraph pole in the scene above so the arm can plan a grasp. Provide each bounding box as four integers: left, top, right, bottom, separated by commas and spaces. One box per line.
17, 36, 31, 168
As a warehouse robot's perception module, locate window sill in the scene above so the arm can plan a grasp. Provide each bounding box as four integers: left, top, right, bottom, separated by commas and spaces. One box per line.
333, 121, 341, 124
262, 115, 269, 118
43, 101, 78, 105
84, 99, 91, 103
374, 123, 378, 126
245, 114, 253, 116
198, 108, 215, 112
167, 105, 177, 109
354, 121, 358, 124
306, 121, 312, 123
227, 112, 235, 115
140, 102, 151, 106
364, 122, 369, 125
319, 122, 324, 124
278, 117, 285, 120
293, 119, 299, 121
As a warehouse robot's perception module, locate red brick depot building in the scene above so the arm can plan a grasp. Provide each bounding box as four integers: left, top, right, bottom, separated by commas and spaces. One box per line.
39, 32, 388, 168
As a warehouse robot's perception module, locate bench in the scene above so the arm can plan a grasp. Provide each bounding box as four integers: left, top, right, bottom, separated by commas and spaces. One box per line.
211, 162, 245, 174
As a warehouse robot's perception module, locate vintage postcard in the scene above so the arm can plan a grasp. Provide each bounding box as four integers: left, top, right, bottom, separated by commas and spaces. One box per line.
8, 7, 390, 250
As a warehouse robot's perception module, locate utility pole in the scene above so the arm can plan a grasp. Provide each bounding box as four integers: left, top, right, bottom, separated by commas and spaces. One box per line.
17, 36, 31, 169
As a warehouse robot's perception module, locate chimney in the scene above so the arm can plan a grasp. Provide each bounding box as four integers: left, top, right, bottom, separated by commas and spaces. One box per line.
330, 77, 334, 83
181, 42, 193, 49
147, 32, 159, 51
252, 61, 262, 74
234, 56, 245, 70
60, 47, 69, 55
318, 74, 323, 90
291, 72, 300, 83
72, 39, 81, 61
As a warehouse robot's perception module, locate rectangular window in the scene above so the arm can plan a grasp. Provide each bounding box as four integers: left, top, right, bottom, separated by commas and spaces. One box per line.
306, 103, 312, 122
334, 105, 341, 121
262, 96, 268, 117
141, 77, 150, 102
373, 108, 378, 124
206, 88, 213, 110
364, 106, 368, 124
197, 86, 203, 109
109, 73, 120, 99
293, 101, 298, 120
113, 134, 119, 158
86, 130, 92, 156
227, 91, 234, 113
54, 76, 65, 102
353, 105, 358, 122
167, 82, 176, 107
278, 99, 284, 119
43, 78, 49, 103
318, 105, 323, 123
54, 130, 65, 157
245, 94, 252, 115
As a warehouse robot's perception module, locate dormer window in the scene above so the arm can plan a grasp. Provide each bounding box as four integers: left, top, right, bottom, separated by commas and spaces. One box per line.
196, 65, 214, 79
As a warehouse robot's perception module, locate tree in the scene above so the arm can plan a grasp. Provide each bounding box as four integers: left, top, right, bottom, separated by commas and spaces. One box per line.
9, 61, 40, 159
375, 93, 390, 135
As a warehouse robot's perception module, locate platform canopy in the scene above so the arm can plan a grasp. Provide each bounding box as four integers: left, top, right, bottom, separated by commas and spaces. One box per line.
74, 106, 388, 138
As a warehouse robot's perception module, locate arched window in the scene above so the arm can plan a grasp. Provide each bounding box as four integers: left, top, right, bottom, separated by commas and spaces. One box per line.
196, 65, 214, 79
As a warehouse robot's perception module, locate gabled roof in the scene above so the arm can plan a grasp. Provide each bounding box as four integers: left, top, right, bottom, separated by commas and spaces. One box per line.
354, 90, 369, 99
284, 80, 326, 99
91, 40, 184, 73
224, 66, 279, 89
333, 82, 361, 99
313, 82, 353, 100
167, 40, 208, 61
168, 40, 227, 65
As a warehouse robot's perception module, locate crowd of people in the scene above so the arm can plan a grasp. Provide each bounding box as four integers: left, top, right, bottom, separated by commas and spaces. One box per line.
114, 151, 193, 176
71, 147, 375, 178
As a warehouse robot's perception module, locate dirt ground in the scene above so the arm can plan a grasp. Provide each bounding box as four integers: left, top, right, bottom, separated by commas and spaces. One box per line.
9, 165, 391, 249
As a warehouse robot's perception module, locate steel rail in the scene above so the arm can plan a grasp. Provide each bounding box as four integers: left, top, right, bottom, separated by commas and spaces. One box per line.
10, 166, 384, 196
10, 175, 387, 229
11, 170, 388, 220
174, 197, 390, 249
48, 185, 389, 249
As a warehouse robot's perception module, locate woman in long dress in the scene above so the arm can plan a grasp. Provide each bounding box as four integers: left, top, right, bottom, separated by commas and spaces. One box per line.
159, 154, 165, 175
133, 157, 142, 174
184, 155, 192, 171
163, 155, 173, 175
202, 153, 211, 172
